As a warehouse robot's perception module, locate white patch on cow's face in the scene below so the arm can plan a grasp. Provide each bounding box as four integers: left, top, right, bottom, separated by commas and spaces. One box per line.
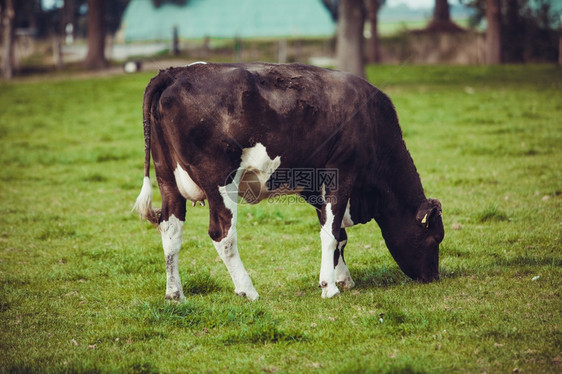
341, 199, 354, 228
159, 214, 185, 300
187, 61, 208, 66
214, 170, 259, 300
174, 163, 206, 202
319, 203, 340, 298
237, 143, 282, 203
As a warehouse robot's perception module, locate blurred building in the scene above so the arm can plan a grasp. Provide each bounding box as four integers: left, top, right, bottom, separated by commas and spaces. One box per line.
119, 0, 336, 42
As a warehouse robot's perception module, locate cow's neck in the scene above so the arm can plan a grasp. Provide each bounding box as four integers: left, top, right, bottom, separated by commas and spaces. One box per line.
373, 138, 426, 231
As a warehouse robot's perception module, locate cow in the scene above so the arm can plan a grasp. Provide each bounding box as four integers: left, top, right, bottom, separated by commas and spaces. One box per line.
133, 62, 444, 301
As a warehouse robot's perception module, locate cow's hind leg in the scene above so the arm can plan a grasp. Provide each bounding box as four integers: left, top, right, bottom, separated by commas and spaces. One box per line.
208, 175, 259, 300
159, 187, 187, 301
334, 229, 355, 290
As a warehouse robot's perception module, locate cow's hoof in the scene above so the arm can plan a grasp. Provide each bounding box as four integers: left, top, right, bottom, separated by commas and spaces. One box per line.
165, 290, 185, 301
236, 289, 259, 301
320, 283, 340, 299
337, 277, 355, 290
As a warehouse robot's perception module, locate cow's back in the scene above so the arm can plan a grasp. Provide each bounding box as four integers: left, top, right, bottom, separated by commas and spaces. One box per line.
151, 63, 397, 180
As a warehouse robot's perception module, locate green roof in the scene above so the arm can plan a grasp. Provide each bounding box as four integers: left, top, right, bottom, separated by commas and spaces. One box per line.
120, 0, 336, 42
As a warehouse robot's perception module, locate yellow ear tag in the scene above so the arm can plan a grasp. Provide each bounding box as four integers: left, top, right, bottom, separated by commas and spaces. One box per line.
421, 214, 428, 224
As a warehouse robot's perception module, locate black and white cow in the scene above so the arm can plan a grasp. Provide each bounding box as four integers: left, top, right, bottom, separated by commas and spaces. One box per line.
134, 62, 444, 301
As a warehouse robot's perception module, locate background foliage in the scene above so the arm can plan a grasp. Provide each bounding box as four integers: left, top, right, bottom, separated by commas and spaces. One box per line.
464, 0, 561, 62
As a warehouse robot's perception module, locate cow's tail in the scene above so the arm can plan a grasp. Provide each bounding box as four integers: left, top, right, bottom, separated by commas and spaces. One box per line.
133, 70, 173, 225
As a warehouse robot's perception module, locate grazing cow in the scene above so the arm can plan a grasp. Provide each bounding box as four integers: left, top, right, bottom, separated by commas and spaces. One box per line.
134, 62, 444, 301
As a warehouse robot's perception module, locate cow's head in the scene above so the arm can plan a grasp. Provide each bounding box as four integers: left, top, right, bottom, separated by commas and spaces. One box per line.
384, 199, 444, 283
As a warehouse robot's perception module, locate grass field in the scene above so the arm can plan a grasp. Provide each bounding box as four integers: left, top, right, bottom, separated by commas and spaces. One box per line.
0, 64, 560, 373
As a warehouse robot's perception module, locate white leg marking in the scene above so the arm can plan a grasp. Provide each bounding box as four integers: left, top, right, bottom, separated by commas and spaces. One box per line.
214, 170, 259, 301
319, 203, 340, 298
337, 199, 355, 289
212, 143, 281, 300
334, 239, 355, 289
159, 214, 185, 300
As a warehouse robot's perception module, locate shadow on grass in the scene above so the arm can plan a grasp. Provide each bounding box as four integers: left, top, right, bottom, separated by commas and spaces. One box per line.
182, 271, 223, 295
221, 320, 307, 345
135, 300, 308, 345
352, 264, 470, 289
9, 362, 105, 374
292, 263, 471, 293
438, 266, 471, 280
3, 365, 38, 374
491, 254, 562, 267
352, 265, 410, 289
127, 362, 159, 374
338, 361, 430, 374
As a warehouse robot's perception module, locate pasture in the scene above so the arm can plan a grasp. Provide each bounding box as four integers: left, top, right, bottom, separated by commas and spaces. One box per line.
0, 64, 560, 373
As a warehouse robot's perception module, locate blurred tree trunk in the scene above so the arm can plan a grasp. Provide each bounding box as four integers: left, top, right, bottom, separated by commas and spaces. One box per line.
84, 0, 107, 69
1, 0, 15, 79
366, 0, 381, 63
336, 0, 365, 78
434, 0, 451, 23
426, 0, 464, 33
52, 34, 63, 70
503, 0, 523, 62
486, 0, 502, 64
63, 0, 76, 44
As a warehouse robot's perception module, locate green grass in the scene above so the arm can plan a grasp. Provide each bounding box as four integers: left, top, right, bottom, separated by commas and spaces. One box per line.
0, 64, 561, 373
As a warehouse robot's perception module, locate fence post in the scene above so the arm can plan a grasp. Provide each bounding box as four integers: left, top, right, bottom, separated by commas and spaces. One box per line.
172, 25, 179, 56
52, 34, 63, 70
278, 39, 287, 63
234, 37, 242, 62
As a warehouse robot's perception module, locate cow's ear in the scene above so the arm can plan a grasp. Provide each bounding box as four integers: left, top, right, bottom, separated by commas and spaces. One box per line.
416, 199, 442, 228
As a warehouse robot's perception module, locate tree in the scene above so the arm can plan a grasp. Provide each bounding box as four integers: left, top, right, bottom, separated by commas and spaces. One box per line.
336, 0, 365, 78
485, 0, 501, 63
1, 0, 15, 79
503, 0, 522, 62
366, 0, 384, 63
62, 0, 76, 42
366, 0, 379, 64
83, 0, 107, 69
464, 0, 558, 63
426, 0, 465, 32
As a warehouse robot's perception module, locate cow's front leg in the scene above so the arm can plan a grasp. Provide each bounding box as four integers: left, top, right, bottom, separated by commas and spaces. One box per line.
319, 202, 341, 298
334, 229, 355, 290
209, 176, 259, 300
